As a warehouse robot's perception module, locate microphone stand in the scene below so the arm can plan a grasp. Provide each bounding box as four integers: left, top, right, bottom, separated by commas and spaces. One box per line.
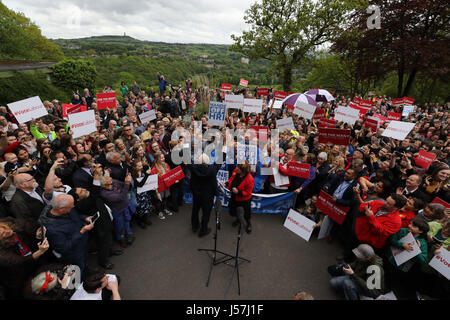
198, 198, 236, 288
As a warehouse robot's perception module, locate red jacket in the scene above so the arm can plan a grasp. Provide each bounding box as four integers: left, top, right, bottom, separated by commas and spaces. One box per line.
151, 163, 171, 192
398, 210, 416, 228
355, 200, 402, 249
226, 169, 254, 202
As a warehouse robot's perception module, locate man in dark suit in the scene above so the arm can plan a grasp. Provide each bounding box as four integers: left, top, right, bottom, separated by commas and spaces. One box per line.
104, 152, 127, 182
324, 169, 358, 208
398, 174, 427, 201
9, 173, 47, 222
72, 153, 94, 190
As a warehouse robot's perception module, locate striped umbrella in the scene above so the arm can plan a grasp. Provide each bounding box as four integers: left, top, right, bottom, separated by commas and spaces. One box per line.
280, 93, 318, 108
305, 89, 335, 102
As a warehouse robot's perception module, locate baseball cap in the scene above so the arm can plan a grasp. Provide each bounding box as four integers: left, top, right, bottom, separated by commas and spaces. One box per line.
352, 244, 375, 260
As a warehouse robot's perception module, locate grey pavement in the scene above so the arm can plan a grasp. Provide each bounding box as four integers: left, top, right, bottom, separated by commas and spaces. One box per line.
90, 204, 342, 300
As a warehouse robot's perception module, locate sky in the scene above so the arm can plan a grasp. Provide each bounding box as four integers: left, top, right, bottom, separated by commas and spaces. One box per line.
3, 0, 257, 44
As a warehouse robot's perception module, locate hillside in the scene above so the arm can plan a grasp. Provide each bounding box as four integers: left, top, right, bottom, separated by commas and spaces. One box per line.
51, 36, 279, 90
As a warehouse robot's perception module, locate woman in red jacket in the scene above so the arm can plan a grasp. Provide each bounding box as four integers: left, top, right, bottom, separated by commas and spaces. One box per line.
225, 161, 255, 234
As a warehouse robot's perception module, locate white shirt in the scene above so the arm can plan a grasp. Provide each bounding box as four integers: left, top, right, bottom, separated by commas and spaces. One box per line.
70, 274, 117, 300
24, 189, 44, 203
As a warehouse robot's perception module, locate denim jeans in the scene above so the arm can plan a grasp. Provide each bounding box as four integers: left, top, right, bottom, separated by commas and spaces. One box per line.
330, 275, 360, 300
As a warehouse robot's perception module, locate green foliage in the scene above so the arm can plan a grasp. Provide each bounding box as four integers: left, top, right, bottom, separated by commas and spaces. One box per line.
194, 101, 210, 119
0, 2, 64, 61
50, 59, 97, 92
0, 71, 71, 105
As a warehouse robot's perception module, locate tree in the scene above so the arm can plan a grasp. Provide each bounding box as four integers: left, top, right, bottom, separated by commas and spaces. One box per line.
50, 59, 97, 92
0, 2, 64, 61
230, 0, 362, 92
332, 0, 450, 97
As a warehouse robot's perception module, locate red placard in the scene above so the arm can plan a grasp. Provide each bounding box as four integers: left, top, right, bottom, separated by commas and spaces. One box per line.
359, 99, 372, 108
353, 97, 361, 104
414, 150, 437, 169
161, 166, 185, 188
286, 104, 294, 110
350, 104, 369, 119
316, 191, 350, 225
220, 83, 232, 91
371, 113, 387, 124
403, 97, 415, 105
287, 162, 310, 178
239, 79, 248, 87
363, 118, 379, 133
388, 112, 402, 121
392, 98, 404, 106
274, 90, 288, 100
431, 197, 450, 209
249, 126, 269, 142
318, 119, 337, 128
96, 92, 116, 110
312, 108, 326, 120
257, 88, 269, 96
318, 128, 351, 146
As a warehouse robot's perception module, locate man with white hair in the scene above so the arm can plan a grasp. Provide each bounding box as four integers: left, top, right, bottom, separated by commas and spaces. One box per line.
38, 194, 95, 278
188, 154, 222, 237
9, 173, 46, 222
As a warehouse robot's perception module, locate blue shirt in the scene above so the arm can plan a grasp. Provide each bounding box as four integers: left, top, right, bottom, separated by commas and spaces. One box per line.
333, 180, 354, 200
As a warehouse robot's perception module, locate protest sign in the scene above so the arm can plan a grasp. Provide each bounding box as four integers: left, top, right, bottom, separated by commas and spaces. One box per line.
216, 169, 229, 185
136, 174, 158, 194
257, 88, 269, 96
381, 121, 416, 140
7, 96, 48, 124
96, 92, 116, 110
273, 167, 290, 187
260, 167, 274, 176
68, 110, 97, 139
350, 104, 369, 120
318, 128, 351, 146
237, 144, 258, 165
388, 112, 402, 121
402, 97, 415, 105
402, 105, 415, 117
358, 99, 372, 108
225, 94, 244, 110
312, 108, 326, 120
239, 78, 248, 87
67, 104, 87, 115
318, 216, 333, 240
318, 119, 337, 128
334, 106, 360, 125
220, 83, 232, 91
391, 232, 422, 266
243, 99, 263, 113
414, 150, 436, 169
276, 117, 294, 131
316, 191, 349, 225
270, 100, 282, 109
162, 166, 185, 188
429, 248, 450, 280
274, 90, 288, 100
208, 102, 227, 126
293, 101, 316, 120
249, 126, 269, 142
139, 110, 156, 124
287, 162, 310, 179
392, 98, 404, 106
371, 113, 387, 124
363, 118, 379, 133
284, 209, 316, 242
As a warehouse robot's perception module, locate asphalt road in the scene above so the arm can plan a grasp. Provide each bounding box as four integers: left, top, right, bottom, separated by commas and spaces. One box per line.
89, 204, 342, 300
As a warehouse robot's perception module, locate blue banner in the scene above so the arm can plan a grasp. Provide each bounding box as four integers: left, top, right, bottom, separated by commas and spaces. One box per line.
182, 178, 295, 216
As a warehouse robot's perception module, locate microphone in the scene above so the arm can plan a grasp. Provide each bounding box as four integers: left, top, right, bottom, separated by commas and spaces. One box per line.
214, 198, 222, 230
236, 207, 247, 234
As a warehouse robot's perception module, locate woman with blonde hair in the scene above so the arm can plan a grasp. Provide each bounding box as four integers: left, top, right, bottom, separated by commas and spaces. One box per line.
150, 152, 173, 219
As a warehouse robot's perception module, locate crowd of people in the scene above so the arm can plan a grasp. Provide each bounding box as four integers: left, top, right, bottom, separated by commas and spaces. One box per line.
0, 70, 448, 300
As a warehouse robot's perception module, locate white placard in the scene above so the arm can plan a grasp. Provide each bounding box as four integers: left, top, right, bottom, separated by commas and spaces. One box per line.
225, 94, 244, 110
429, 248, 450, 280
237, 144, 258, 165
284, 209, 316, 242
318, 215, 333, 240
390, 232, 421, 266
243, 99, 263, 113
381, 121, 416, 140
139, 110, 156, 124
68, 110, 97, 139
293, 101, 317, 120
334, 106, 360, 125
7, 96, 48, 124
272, 100, 283, 109
208, 102, 227, 127
136, 174, 158, 194
402, 105, 415, 117
261, 167, 273, 176
360, 291, 397, 300
276, 117, 294, 131
273, 166, 289, 187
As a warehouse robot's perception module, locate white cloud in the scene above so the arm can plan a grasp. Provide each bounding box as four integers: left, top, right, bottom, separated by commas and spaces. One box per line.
2, 0, 256, 44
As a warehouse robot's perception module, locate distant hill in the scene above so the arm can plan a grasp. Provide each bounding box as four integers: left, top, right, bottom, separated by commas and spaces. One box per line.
51, 35, 280, 91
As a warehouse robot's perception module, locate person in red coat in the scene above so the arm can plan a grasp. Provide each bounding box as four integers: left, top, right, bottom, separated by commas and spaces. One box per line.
225, 161, 255, 234
355, 194, 406, 250
398, 197, 424, 228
